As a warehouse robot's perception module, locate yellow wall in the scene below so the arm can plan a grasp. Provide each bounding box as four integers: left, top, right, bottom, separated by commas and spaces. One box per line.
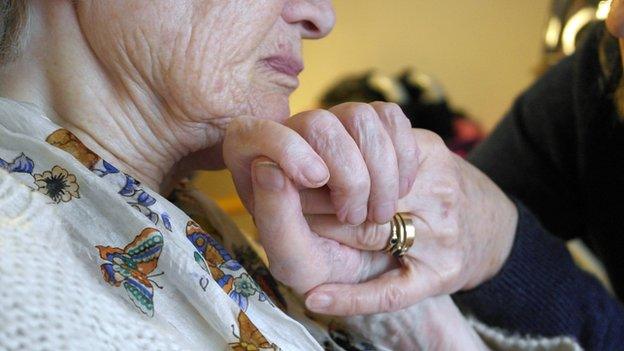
195, 1, 551, 222
292, 0, 550, 130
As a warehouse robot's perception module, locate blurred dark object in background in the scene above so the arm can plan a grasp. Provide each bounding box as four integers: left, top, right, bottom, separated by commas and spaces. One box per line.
538, 0, 611, 74
320, 69, 483, 158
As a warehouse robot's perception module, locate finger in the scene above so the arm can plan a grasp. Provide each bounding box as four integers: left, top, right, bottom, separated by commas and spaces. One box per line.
305, 265, 437, 316
223, 117, 329, 212
251, 157, 363, 292
370, 101, 420, 198
329, 103, 400, 224
285, 110, 370, 225
306, 214, 390, 251
300, 188, 335, 214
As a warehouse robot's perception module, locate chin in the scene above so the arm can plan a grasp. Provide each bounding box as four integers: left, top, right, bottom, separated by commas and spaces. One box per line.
251, 92, 292, 123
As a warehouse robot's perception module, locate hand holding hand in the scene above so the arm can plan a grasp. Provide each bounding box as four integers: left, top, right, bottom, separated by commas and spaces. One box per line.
223, 102, 518, 316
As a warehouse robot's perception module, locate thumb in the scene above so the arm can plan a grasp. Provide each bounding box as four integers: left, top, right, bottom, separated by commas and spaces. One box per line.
251, 157, 328, 293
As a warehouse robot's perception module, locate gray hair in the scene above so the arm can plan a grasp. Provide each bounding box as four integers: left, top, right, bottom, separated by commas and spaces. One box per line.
0, 0, 27, 64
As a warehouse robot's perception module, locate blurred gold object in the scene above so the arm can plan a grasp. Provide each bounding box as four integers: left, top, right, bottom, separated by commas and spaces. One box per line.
385, 213, 416, 258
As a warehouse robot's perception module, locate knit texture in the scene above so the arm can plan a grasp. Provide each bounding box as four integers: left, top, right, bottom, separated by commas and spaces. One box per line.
468, 318, 582, 351
0, 171, 184, 351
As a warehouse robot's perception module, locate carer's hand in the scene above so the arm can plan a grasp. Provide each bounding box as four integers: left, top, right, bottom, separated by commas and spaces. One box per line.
300, 139, 518, 315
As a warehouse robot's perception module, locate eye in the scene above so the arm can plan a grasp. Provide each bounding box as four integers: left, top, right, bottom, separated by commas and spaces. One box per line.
196, 237, 205, 246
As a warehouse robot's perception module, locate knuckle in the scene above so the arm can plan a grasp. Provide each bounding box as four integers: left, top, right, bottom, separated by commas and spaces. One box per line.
343, 103, 378, 129
379, 102, 411, 128
380, 283, 406, 312
301, 110, 340, 136
420, 129, 445, 147
354, 222, 386, 248
435, 253, 463, 285
346, 292, 366, 315
439, 222, 460, 247
444, 258, 463, 282
343, 176, 370, 196
431, 178, 460, 200
384, 102, 404, 116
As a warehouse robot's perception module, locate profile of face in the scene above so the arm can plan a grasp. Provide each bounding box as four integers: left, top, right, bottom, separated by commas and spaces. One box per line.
74, 0, 335, 128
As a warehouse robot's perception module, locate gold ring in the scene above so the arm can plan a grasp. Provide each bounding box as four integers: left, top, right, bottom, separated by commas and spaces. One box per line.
384, 213, 416, 258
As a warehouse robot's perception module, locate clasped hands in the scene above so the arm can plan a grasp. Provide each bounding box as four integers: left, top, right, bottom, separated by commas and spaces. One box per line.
223, 102, 518, 344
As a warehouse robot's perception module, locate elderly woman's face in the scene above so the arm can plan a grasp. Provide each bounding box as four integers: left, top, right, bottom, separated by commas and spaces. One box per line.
76, 1, 334, 127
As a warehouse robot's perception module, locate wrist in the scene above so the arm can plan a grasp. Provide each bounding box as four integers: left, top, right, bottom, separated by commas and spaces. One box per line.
458, 156, 518, 289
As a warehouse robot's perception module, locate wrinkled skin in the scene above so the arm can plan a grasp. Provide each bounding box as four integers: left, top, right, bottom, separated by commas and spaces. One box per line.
76, 0, 334, 128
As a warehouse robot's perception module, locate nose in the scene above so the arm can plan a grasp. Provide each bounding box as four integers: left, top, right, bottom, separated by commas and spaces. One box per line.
282, 0, 336, 39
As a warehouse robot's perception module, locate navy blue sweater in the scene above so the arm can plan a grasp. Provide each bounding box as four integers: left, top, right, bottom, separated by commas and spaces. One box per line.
454, 24, 624, 350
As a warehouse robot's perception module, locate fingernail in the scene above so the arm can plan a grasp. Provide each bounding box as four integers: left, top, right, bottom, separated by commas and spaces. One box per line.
372, 201, 396, 223
254, 161, 285, 191
347, 205, 367, 225
302, 160, 328, 186
306, 293, 333, 311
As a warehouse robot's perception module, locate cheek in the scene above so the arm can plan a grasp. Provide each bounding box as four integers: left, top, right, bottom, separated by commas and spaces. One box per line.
163, 1, 286, 118
607, 0, 624, 37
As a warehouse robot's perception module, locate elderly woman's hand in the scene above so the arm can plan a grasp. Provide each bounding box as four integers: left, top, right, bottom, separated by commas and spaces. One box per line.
224, 102, 420, 225
223, 103, 518, 316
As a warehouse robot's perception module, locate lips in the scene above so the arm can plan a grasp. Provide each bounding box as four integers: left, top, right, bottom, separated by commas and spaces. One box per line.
263, 55, 304, 77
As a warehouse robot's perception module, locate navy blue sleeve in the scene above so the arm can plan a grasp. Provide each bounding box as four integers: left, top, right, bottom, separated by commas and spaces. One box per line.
453, 201, 624, 350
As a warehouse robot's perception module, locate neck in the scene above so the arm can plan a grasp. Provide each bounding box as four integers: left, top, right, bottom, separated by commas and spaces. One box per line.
0, 2, 221, 192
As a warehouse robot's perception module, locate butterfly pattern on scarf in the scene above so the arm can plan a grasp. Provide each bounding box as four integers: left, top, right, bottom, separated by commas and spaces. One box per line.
186, 220, 270, 312
186, 220, 236, 292
96, 228, 164, 317
229, 311, 278, 351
